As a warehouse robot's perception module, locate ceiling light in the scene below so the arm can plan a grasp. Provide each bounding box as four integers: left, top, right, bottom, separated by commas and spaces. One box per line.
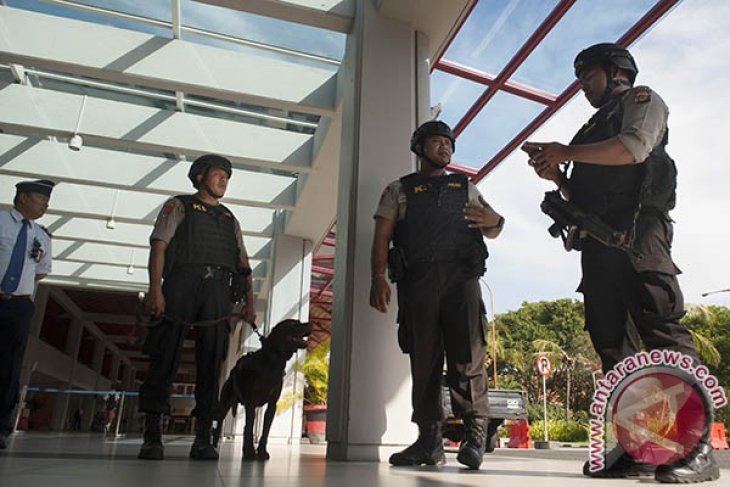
68, 134, 83, 151
68, 94, 87, 151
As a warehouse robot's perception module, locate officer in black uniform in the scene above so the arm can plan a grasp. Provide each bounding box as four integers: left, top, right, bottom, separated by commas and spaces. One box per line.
138, 154, 255, 461
525, 43, 719, 483
370, 121, 504, 470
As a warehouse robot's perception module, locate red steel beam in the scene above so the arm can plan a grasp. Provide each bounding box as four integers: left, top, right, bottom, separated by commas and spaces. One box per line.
312, 265, 334, 276
436, 59, 558, 106
452, 0, 577, 137
313, 255, 335, 261
473, 0, 681, 182
446, 161, 479, 176
474, 81, 581, 181
310, 288, 333, 298
315, 275, 335, 298
431, 0, 480, 70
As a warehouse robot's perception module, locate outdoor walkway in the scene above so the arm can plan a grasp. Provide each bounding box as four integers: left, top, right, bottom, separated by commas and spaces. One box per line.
0, 433, 727, 487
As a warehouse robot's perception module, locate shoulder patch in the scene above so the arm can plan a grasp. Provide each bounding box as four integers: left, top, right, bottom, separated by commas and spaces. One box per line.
634, 86, 652, 104
162, 200, 176, 216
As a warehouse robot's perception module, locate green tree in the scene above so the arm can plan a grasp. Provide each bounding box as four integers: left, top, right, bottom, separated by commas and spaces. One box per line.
681, 304, 730, 430
494, 299, 599, 414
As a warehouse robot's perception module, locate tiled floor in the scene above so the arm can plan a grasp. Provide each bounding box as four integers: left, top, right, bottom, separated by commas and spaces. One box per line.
0, 433, 727, 487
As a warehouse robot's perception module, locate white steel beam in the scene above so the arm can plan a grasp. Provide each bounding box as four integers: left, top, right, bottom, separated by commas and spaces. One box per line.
195, 0, 354, 34
0, 6, 338, 116
0, 85, 315, 173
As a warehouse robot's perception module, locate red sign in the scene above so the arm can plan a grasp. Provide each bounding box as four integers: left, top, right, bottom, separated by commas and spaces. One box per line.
537, 355, 552, 376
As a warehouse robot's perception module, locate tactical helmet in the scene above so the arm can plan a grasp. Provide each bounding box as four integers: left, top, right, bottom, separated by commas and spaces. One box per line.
574, 43, 638, 83
188, 154, 232, 189
410, 120, 456, 155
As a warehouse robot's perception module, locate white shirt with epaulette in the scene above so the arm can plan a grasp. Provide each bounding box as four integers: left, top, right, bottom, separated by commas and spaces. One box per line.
0, 208, 52, 296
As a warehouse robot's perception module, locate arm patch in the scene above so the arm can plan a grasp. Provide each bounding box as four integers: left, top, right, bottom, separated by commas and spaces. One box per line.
634, 86, 652, 104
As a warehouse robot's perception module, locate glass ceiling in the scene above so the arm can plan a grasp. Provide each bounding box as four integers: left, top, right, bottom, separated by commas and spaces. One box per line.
0, 0, 680, 319
0, 0, 348, 317
431, 0, 674, 173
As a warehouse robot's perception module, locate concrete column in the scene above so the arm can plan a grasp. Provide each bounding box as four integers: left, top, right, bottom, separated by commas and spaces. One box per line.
110, 355, 120, 385
221, 211, 312, 443
91, 333, 104, 374
327, 1, 431, 461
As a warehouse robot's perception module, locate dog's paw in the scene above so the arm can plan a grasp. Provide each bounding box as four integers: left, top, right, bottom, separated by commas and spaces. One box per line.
256, 449, 270, 461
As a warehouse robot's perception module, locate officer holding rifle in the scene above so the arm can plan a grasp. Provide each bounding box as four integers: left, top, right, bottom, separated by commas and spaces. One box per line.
525, 43, 718, 483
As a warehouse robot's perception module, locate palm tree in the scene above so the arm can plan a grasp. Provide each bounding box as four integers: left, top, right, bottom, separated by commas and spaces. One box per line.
683, 304, 722, 367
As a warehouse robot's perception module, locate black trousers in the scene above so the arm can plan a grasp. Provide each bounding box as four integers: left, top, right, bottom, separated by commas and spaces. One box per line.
138, 270, 231, 419
0, 296, 34, 435
579, 212, 696, 373
397, 262, 489, 424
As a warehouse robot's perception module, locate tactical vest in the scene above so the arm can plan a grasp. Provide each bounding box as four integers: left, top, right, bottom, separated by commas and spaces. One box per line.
569, 88, 676, 230
164, 195, 238, 276
393, 173, 488, 276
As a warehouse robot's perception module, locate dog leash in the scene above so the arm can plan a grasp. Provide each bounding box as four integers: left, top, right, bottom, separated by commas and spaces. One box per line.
135, 293, 261, 334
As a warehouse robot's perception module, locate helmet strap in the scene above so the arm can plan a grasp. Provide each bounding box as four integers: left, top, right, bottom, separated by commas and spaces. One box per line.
415, 144, 449, 171
202, 184, 223, 200
422, 154, 448, 170
197, 170, 224, 200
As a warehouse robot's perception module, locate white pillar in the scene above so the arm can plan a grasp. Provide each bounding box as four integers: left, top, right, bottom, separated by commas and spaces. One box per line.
223, 211, 312, 444
327, 1, 431, 461
265, 211, 312, 443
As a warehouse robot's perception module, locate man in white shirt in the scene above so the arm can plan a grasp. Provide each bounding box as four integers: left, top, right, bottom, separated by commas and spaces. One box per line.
0, 179, 54, 449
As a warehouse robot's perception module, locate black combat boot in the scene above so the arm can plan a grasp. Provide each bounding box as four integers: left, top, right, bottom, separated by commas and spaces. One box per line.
189, 417, 219, 461
138, 413, 164, 460
582, 453, 656, 478
484, 419, 502, 453
389, 422, 445, 466
457, 416, 488, 470
655, 441, 720, 483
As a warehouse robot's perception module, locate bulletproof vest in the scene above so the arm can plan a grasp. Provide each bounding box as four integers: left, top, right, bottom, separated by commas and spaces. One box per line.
165, 195, 238, 275
393, 173, 488, 276
568, 89, 676, 229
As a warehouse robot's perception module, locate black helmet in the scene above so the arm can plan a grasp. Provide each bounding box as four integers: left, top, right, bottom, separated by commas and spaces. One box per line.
574, 43, 638, 83
410, 120, 456, 155
188, 154, 232, 189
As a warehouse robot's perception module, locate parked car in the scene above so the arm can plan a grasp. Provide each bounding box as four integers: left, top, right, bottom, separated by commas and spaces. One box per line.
442, 374, 528, 451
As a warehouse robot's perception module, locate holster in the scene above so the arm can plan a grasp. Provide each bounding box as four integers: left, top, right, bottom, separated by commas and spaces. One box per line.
387, 247, 407, 283
230, 265, 252, 304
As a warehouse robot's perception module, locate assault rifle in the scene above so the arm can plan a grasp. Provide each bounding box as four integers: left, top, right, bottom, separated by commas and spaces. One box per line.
540, 190, 639, 257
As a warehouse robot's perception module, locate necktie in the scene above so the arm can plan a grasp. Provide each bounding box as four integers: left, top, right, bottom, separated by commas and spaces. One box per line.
1, 219, 29, 294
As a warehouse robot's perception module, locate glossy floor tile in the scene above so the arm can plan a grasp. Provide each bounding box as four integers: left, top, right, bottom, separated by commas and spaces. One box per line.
0, 433, 727, 487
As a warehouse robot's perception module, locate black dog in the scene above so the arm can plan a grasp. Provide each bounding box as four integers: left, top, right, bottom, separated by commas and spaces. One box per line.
213, 319, 311, 460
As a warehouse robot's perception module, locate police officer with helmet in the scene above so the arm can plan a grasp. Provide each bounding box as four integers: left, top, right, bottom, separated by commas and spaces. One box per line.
370, 120, 504, 470
138, 154, 255, 461
525, 43, 719, 483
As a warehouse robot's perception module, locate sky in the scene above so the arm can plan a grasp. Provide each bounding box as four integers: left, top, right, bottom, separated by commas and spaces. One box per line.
463, 0, 730, 315
5, 0, 728, 315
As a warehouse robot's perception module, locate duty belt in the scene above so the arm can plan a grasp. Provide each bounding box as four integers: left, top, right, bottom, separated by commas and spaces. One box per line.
0, 294, 31, 301
177, 265, 232, 280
